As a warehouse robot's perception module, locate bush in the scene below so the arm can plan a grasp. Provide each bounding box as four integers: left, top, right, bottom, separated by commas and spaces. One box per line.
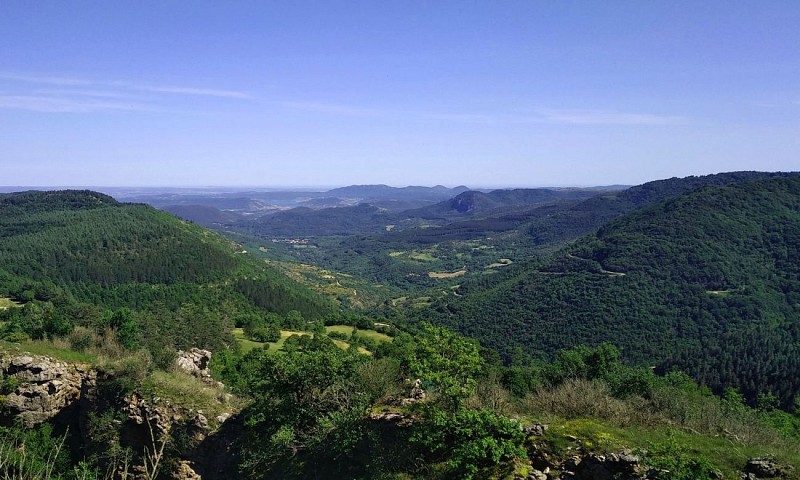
642, 431, 718, 480
355, 357, 402, 402
69, 326, 100, 352
523, 378, 644, 425
411, 407, 527, 479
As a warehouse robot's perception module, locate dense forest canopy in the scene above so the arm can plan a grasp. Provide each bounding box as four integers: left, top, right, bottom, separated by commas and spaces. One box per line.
0, 190, 336, 357
415, 176, 800, 408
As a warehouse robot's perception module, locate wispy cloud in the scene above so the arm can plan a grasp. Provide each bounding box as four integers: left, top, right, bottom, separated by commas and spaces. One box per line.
139, 85, 251, 99
0, 95, 148, 113
35, 89, 129, 99
282, 98, 686, 126
423, 112, 498, 124
537, 108, 686, 126
0, 72, 91, 86
0, 71, 252, 113
283, 101, 384, 117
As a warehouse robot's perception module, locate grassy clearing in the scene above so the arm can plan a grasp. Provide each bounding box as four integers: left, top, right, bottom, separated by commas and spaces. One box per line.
539, 418, 799, 479
428, 269, 466, 279
234, 328, 378, 354
707, 289, 734, 296
231, 328, 265, 353
0, 297, 21, 310
486, 258, 513, 269
409, 252, 438, 262
141, 370, 240, 426
325, 325, 392, 343
388, 251, 405, 257
0, 339, 96, 364
391, 296, 408, 307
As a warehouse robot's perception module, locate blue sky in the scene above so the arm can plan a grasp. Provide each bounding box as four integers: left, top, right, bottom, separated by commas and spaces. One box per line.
1, 1, 798, 187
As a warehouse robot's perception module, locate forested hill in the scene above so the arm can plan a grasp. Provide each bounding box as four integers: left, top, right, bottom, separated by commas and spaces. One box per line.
0, 190, 335, 356
527, 170, 799, 245
422, 176, 800, 408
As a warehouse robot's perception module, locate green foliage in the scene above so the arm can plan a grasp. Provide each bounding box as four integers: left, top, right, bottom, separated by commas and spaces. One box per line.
0, 423, 76, 480
228, 339, 370, 477
642, 431, 718, 480
0, 189, 337, 362
400, 323, 484, 407
411, 407, 526, 479
420, 176, 800, 408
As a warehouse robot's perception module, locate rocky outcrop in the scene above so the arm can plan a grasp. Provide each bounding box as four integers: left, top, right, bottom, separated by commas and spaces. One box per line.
0, 354, 95, 427
742, 457, 795, 479
175, 348, 220, 386
522, 449, 645, 480
399, 378, 426, 406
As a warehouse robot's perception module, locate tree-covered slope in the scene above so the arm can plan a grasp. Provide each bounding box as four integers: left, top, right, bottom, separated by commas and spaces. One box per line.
420, 176, 800, 407
0, 190, 335, 353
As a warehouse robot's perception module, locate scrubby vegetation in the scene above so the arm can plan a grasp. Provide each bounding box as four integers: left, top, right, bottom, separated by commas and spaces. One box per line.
1, 177, 800, 479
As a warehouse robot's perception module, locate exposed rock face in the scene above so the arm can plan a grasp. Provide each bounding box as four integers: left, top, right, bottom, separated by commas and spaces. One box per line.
175, 461, 202, 480
176, 348, 215, 382
743, 457, 795, 478
400, 378, 426, 406
523, 423, 549, 436
0, 354, 95, 427
525, 450, 644, 480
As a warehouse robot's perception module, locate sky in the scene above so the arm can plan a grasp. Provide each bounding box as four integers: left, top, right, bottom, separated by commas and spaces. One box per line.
1, 1, 798, 188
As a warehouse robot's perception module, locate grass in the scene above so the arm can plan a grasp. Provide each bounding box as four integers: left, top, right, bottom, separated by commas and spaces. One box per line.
707, 289, 734, 296
486, 258, 513, 269
539, 418, 800, 479
409, 252, 438, 262
141, 370, 240, 427
231, 328, 265, 353
233, 327, 380, 354
325, 325, 393, 343
232, 328, 308, 353
0, 339, 96, 364
428, 269, 466, 279
0, 297, 22, 310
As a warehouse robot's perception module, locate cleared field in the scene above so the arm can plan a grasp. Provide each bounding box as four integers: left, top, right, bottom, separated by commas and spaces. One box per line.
325, 325, 392, 343
428, 269, 466, 279
389, 250, 439, 262
233, 327, 378, 354
0, 297, 22, 310
409, 252, 438, 262
486, 258, 513, 268
707, 289, 734, 296
232, 327, 308, 353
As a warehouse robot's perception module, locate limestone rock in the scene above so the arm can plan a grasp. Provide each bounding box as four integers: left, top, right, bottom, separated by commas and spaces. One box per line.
176, 348, 211, 378
175, 461, 202, 480
400, 378, 426, 406
523, 423, 549, 436
1, 354, 95, 427
744, 457, 794, 478
527, 469, 548, 480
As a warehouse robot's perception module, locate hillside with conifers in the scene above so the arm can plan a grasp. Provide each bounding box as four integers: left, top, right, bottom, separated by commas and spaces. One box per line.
0, 184, 798, 479
415, 176, 800, 410
0, 190, 335, 360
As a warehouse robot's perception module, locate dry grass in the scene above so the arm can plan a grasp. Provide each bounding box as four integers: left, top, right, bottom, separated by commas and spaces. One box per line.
428, 269, 466, 279
522, 379, 649, 426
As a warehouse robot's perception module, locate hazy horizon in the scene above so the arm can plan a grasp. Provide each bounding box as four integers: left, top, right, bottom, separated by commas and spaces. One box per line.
2, 2, 798, 186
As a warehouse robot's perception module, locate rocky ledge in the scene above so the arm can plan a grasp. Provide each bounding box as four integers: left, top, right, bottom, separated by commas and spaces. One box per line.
0, 353, 95, 427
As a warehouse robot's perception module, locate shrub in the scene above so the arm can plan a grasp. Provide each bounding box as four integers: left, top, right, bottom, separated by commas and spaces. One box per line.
642, 431, 718, 480
523, 378, 641, 425
411, 407, 527, 479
